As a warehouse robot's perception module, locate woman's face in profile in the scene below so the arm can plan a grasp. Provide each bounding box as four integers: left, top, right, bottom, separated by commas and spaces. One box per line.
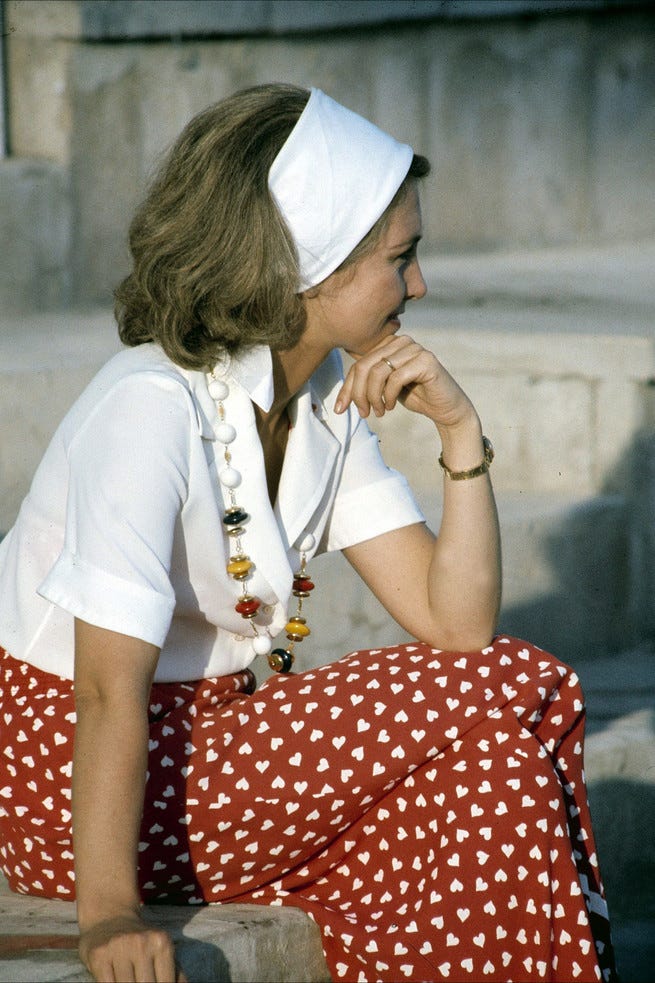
302, 185, 427, 359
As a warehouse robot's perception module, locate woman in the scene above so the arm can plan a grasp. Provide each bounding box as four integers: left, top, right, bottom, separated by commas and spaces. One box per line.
0, 84, 616, 983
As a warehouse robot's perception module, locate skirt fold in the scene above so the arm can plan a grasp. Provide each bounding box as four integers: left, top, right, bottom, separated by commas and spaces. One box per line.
0, 638, 617, 982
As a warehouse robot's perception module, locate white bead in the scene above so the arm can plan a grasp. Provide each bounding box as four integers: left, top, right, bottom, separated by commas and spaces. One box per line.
252, 634, 272, 656
215, 422, 236, 444
295, 532, 316, 552
208, 378, 229, 401
219, 466, 242, 488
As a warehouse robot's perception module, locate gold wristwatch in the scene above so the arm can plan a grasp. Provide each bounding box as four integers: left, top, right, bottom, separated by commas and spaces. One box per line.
439, 436, 494, 481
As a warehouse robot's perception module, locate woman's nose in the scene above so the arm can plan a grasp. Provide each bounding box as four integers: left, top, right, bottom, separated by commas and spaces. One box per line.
406, 260, 427, 301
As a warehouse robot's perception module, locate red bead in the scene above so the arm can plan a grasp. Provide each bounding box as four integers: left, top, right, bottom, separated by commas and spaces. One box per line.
292, 577, 314, 593
235, 597, 261, 617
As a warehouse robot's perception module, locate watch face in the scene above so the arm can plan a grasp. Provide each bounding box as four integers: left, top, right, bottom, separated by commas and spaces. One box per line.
483, 437, 494, 464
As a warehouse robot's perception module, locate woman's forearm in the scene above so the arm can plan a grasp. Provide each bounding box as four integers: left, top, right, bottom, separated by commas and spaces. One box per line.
73, 619, 160, 929
425, 415, 501, 649
344, 445, 501, 652
72, 621, 176, 982
73, 693, 150, 930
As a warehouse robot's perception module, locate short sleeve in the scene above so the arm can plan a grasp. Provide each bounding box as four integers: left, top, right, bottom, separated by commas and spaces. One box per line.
38, 373, 192, 647
322, 409, 425, 552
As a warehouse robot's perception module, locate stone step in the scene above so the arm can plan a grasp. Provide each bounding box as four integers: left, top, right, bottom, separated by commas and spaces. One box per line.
369, 321, 655, 499
577, 640, 655, 734
0, 874, 329, 982
411, 239, 655, 325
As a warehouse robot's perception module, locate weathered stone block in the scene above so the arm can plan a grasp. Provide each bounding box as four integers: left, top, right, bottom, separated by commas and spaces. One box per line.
4, 1, 81, 164
591, 20, 655, 240
0, 159, 71, 311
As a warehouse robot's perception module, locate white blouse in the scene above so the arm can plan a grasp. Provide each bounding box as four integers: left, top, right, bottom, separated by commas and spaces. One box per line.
0, 343, 424, 682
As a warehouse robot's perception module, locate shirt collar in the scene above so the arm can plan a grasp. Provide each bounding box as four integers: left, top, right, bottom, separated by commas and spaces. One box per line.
182, 345, 274, 440
223, 345, 275, 412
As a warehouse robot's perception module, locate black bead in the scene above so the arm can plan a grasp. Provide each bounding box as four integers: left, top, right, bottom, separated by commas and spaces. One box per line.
223, 508, 249, 526
268, 648, 295, 673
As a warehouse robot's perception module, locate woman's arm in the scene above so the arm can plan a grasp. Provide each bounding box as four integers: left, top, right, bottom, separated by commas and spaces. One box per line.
73, 619, 182, 982
338, 335, 501, 651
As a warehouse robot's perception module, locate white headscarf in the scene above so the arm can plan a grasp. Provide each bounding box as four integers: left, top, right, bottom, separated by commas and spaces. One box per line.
268, 88, 414, 290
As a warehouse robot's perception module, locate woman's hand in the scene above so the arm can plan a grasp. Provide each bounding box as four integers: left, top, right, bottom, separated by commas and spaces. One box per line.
335, 334, 477, 433
79, 910, 185, 982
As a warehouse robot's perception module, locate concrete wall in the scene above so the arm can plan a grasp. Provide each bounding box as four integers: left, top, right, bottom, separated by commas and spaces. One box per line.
2, 0, 655, 310
0, 158, 71, 309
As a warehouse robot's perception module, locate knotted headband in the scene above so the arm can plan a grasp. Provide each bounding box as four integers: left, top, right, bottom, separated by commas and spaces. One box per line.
268, 87, 414, 290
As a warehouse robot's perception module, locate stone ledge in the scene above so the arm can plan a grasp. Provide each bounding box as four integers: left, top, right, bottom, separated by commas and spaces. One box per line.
0, 881, 330, 983
77, 0, 626, 42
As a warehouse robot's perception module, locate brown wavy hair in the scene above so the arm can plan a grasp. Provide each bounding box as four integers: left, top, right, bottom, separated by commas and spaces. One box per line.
115, 83, 430, 370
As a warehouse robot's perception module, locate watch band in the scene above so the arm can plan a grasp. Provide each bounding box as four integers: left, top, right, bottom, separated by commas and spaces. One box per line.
439, 436, 494, 481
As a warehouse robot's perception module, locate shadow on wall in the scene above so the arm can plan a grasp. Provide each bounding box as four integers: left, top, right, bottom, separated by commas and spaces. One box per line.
590, 774, 655, 983
498, 424, 655, 666
497, 494, 631, 664
590, 773, 655, 924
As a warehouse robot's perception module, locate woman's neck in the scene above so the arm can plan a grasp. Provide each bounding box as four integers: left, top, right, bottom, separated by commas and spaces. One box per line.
255, 341, 332, 505
254, 342, 327, 504
268, 339, 331, 416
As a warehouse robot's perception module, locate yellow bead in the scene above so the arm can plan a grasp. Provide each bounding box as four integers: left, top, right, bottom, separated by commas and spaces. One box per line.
227, 557, 252, 577
285, 619, 310, 638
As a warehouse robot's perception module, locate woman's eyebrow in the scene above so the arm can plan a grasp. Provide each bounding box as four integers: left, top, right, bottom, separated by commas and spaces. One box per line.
389, 233, 422, 252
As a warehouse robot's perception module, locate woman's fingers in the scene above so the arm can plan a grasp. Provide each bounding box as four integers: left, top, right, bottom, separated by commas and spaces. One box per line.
359, 356, 399, 417
336, 336, 435, 418
335, 335, 477, 431
81, 917, 179, 983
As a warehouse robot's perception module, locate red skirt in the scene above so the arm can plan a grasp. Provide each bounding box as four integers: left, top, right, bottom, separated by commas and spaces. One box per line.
0, 638, 617, 982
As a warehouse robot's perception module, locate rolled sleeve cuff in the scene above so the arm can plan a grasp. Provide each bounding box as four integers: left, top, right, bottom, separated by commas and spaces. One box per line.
38, 550, 175, 648
325, 472, 425, 552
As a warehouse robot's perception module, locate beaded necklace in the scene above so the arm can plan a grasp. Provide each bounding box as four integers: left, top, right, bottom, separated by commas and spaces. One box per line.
208, 369, 315, 673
